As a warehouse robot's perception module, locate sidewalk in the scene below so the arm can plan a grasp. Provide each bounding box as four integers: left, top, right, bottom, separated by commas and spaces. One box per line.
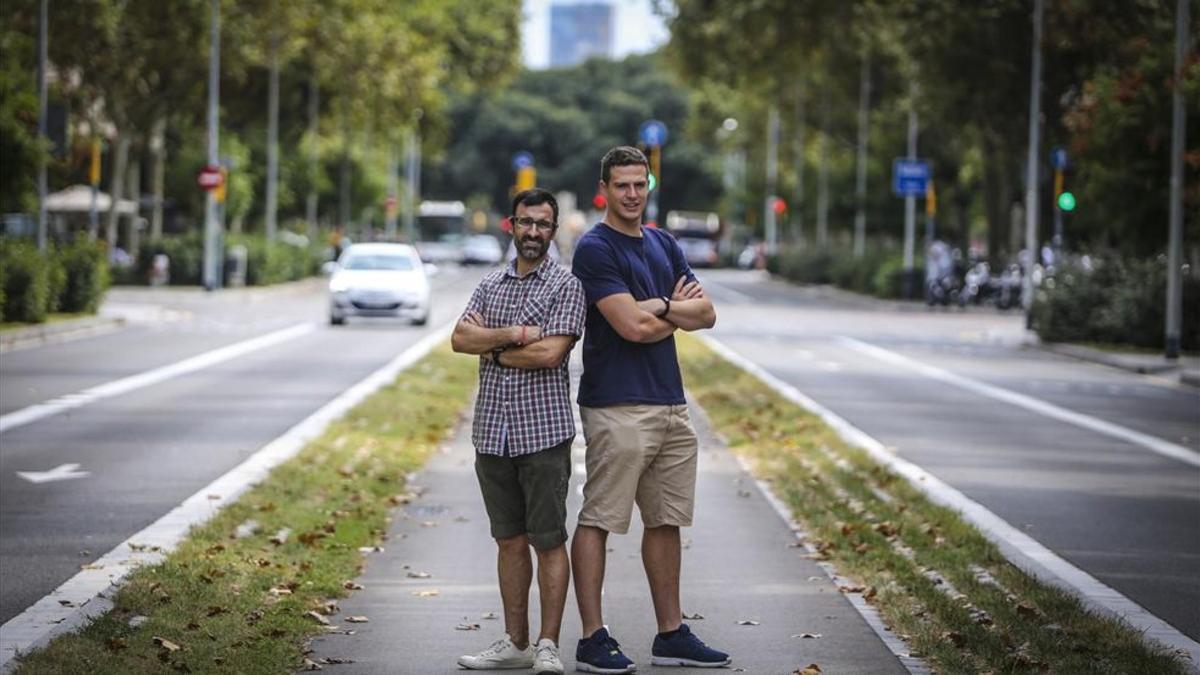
307, 396, 914, 674
1035, 340, 1200, 387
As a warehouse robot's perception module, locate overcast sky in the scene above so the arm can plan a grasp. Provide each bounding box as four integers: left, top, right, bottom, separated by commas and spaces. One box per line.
521, 0, 672, 69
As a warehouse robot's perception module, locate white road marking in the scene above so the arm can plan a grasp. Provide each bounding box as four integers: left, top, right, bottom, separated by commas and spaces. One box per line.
699, 334, 1200, 667
15, 464, 90, 484
0, 321, 456, 668
839, 336, 1200, 468
0, 323, 315, 434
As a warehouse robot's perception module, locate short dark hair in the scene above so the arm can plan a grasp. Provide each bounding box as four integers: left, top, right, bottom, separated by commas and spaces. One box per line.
511, 188, 559, 224
600, 146, 649, 183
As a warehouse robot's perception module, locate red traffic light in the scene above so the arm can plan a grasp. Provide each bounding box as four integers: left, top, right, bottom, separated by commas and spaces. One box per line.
592, 194, 607, 210
500, 216, 512, 233
772, 197, 787, 215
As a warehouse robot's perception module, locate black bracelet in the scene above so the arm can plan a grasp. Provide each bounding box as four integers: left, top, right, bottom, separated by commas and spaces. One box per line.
658, 296, 671, 318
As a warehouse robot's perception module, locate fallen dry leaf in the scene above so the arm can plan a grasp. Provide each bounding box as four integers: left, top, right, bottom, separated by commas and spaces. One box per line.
389, 493, 418, 505
1016, 602, 1040, 619
864, 586, 878, 601
412, 589, 440, 597
106, 637, 128, 652
152, 636, 182, 652
839, 585, 866, 594
941, 630, 966, 648
269, 528, 291, 545
481, 612, 498, 620
682, 612, 705, 620
269, 587, 293, 596
406, 571, 432, 579
343, 581, 364, 591
301, 657, 323, 671
306, 611, 331, 626
794, 664, 822, 675
791, 633, 822, 639
344, 616, 369, 623
736, 619, 760, 626
455, 623, 481, 631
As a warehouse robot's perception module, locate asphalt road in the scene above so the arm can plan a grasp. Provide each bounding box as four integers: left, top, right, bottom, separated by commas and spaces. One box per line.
0, 267, 483, 625
698, 268, 1200, 641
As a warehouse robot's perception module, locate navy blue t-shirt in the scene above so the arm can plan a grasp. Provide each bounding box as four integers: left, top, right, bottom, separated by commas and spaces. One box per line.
572, 223, 697, 407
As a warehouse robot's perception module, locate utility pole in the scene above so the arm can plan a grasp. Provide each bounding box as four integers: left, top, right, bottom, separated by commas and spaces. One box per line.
1021, 0, 1044, 315
853, 47, 871, 258
1165, 0, 1189, 359
385, 147, 398, 238
203, 0, 221, 291
764, 105, 780, 255
902, 79, 919, 295
36, 0, 48, 251
816, 82, 831, 247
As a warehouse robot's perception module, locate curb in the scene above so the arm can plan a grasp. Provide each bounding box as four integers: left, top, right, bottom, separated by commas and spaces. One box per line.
0, 316, 124, 353
1039, 342, 1181, 375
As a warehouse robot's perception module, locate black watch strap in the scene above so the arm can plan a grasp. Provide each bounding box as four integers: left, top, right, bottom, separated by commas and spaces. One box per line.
492, 347, 505, 366
658, 296, 671, 318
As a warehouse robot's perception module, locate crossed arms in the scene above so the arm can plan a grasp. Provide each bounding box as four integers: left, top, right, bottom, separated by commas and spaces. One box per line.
598, 276, 716, 344
450, 312, 576, 369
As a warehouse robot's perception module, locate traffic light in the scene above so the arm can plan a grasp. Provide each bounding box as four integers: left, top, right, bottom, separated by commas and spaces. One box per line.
772, 197, 787, 215
592, 193, 607, 210
1057, 191, 1076, 212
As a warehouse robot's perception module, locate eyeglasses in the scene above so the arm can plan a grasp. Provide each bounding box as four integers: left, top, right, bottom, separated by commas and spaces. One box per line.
512, 217, 556, 233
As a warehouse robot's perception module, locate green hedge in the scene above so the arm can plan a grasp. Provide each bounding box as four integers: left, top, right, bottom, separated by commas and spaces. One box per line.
0, 237, 108, 324
114, 232, 320, 287
1032, 256, 1198, 350
768, 247, 907, 299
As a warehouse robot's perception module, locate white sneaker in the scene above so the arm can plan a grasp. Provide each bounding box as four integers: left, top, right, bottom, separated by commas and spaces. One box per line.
533, 638, 564, 674
457, 634, 535, 670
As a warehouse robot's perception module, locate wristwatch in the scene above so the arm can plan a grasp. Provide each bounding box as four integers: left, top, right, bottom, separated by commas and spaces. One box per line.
657, 296, 671, 318
492, 347, 506, 367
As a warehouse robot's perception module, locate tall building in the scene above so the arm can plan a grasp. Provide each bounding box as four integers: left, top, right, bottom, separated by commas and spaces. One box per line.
549, 2, 614, 68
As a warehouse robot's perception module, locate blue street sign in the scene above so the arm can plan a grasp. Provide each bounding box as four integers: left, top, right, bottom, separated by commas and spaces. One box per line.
639, 120, 668, 147
892, 158, 930, 197
1050, 147, 1069, 170
511, 151, 534, 171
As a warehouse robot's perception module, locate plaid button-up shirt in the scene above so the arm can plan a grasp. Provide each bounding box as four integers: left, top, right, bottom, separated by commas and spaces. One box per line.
465, 257, 586, 457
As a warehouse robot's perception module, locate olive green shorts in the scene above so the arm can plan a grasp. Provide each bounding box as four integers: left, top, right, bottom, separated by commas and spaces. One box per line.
474, 437, 572, 550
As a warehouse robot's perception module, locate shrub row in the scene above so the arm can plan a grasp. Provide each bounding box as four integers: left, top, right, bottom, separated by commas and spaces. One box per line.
767, 246, 908, 299
1031, 255, 1198, 350
0, 237, 109, 324
112, 233, 323, 287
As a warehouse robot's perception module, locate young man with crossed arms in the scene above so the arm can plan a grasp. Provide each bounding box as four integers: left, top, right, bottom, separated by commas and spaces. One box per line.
570, 147, 730, 672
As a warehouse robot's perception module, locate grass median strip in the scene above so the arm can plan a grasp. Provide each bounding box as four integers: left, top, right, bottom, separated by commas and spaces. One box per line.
676, 334, 1189, 674
13, 344, 476, 675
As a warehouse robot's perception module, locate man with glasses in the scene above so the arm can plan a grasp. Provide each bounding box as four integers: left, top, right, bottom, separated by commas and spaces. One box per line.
451, 188, 586, 674
570, 146, 729, 672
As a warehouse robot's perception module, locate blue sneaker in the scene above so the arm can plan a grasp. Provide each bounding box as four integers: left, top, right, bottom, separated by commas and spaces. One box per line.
651, 623, 731, 668
575, 626, 636, 673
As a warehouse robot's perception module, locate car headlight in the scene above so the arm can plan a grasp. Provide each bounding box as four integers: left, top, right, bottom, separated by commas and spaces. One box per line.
329, 278, 350, 294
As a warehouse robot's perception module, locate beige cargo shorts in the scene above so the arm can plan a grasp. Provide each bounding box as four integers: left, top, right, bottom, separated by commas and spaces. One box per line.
577, 404, 698, 534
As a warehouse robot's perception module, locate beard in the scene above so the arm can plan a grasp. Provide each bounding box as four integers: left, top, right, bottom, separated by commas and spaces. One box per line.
518, 236, 550, 261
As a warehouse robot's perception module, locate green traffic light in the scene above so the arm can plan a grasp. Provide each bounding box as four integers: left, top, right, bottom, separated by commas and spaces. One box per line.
648, 172, 657, 192
1058, 191, 1076, 212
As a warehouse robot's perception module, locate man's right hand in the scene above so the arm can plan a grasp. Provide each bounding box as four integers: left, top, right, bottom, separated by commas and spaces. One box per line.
514, 325, 542, 345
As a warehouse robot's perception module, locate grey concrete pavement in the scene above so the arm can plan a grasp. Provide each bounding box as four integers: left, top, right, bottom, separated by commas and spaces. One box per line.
308, 386, 911, 674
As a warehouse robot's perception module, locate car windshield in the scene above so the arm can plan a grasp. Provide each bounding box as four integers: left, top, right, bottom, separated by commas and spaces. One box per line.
342, 254, 414, 271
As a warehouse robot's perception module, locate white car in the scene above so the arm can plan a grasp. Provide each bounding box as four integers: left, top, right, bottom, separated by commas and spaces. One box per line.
328, 243, 431, 326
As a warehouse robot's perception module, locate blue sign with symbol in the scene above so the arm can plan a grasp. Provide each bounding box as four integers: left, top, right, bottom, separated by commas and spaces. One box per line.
892, 159, 930, 197
511, 151, 534, 171
1050, 147, 1069, 170
639, 120, 668, 147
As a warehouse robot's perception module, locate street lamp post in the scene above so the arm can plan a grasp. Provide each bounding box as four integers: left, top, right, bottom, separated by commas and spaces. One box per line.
202, 0, 221, 291
36, 0, 48, 251
1165, 0, 1189, 360
1022, 0, 1044, 317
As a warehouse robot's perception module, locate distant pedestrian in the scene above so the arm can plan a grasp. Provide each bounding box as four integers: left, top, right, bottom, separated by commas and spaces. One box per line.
569, 146, 729, 672
451, 188, 586, 674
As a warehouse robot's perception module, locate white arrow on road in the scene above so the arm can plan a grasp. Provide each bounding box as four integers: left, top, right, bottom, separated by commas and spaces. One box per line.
16, 463, 90, 484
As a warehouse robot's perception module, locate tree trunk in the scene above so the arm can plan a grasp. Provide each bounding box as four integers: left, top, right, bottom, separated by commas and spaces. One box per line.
982, 135, 1012, 262
816, 80, 831, 248
105, 134, 130, 248
127, 157, 141, 259
305, 70, 319, 242
265, 40, 280, 241
792, 79, 806, 247
150, 117, 165, 242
